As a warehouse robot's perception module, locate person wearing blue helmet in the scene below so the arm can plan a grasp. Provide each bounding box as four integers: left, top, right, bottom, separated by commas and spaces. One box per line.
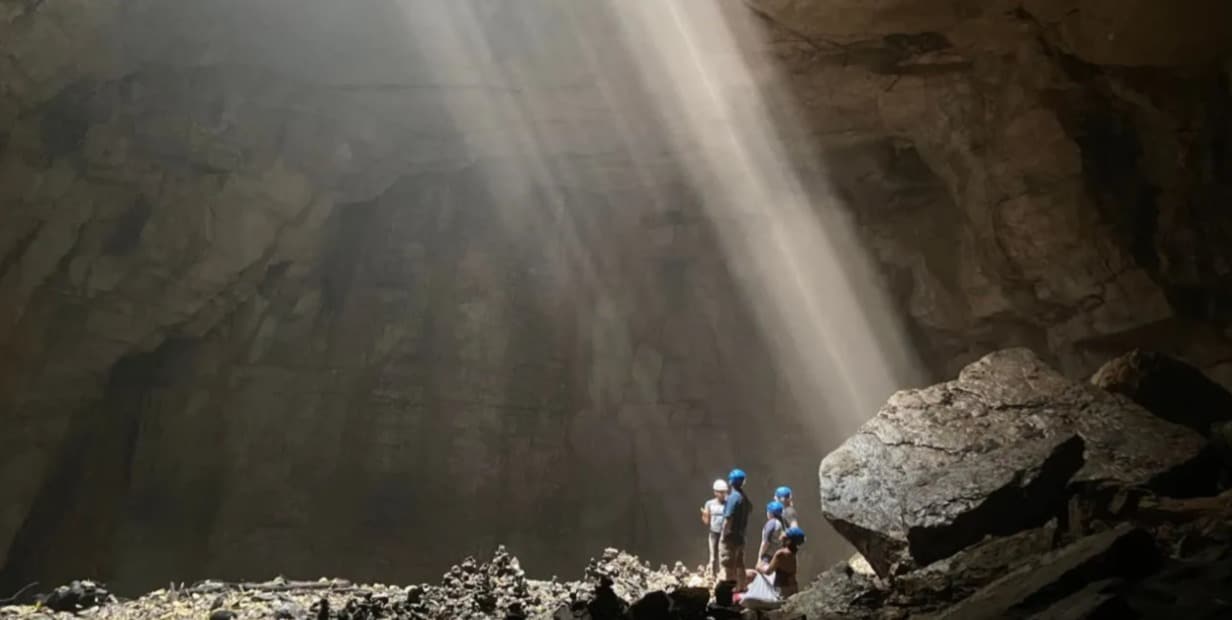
756, 500, 788, 569
751, 526, 806, 598
719, 468, 752, 592
774, 486, 799, 529
770, 527, 806, 597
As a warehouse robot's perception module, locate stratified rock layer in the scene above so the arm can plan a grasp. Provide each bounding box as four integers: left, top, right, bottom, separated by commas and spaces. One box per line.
819, 348, 1206, 576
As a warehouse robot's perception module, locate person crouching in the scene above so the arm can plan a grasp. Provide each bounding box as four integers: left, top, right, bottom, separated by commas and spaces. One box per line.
750, 526, 806, 598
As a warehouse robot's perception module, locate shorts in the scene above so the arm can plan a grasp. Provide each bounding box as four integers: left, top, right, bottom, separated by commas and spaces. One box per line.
719, 542, 744, 566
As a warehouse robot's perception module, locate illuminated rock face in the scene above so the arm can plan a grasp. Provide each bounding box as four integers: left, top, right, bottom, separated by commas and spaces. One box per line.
0, 0, 1230, 594
750, 0, 1232, 383
818, 348, 1206, 576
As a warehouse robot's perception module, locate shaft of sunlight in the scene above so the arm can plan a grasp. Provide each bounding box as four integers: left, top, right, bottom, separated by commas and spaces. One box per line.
608, 0, 925, 438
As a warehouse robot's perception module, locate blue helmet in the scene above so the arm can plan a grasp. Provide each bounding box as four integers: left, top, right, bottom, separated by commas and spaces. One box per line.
775, 486, 792, 500
785, 527, 806, 544
728, 468, 747, 484
767, 501, 784, 517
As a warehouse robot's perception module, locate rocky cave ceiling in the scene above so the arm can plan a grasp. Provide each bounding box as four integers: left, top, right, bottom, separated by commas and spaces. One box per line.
1, 0, 1231, 594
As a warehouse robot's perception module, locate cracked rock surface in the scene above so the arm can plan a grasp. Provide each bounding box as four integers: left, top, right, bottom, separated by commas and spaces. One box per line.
779, 350, 1232, 619
819, 348, 1206, 576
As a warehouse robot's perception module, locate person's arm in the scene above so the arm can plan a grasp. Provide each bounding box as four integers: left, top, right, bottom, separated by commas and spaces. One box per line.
756, 522, 770, 561
701, 502, 711, 526
763, 549, 784, 575
721, 493, 736, 536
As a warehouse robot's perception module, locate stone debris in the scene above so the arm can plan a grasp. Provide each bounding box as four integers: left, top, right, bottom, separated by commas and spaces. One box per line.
772, 348, 1232, 620
819, 348, 1207, 576
0, 548, 705, 620
39, 581, 112, 613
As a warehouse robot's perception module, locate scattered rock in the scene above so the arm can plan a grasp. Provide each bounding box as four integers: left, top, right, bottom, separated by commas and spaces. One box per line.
11, 347, 1232, 618
41, 580, 111, 612
819, 349, 1207, 577
769, 561, 884, 620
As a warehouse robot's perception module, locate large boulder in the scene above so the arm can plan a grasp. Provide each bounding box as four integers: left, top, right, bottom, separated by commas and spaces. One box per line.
1091, 350, 1232, 436
819, 349, 1207, 577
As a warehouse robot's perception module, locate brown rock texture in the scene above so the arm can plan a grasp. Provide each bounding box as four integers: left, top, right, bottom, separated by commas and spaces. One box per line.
1091, 349, 1232, 434
818, 348, 1206, 576
750, 0, 1232, 381
1, 0, 1231, 596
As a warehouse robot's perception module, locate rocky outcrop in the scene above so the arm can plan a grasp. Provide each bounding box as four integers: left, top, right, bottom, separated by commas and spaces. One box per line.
819, 348, 1207, 576
782, 348, 1232, 619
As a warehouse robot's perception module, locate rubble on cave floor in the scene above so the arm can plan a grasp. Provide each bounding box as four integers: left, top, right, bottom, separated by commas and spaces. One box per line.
773, 349, 1232, 620
12, 349, 1232, 619
0, 548, 710, 620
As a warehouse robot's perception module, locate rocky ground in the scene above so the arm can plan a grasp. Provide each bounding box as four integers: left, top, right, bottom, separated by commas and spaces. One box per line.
0, 549, 710, 619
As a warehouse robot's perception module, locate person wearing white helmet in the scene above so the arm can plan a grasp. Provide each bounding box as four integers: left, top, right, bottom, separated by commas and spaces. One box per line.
701, 478, 729, 575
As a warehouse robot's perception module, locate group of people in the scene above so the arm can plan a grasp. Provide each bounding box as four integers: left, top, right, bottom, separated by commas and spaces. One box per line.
699, 468, 805, 600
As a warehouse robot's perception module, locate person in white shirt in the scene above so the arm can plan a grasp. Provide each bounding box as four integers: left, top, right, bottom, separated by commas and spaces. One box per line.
701, 479, 729, 576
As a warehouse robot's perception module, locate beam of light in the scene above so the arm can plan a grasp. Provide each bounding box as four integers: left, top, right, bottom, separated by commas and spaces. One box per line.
391, 0, 926, 574
602, 0, 927, 437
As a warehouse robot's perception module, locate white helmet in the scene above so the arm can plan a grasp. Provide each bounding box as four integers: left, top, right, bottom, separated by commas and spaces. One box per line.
712, 479, 729, 492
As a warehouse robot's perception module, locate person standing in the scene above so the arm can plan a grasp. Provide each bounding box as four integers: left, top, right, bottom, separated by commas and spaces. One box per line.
720, 468, 752, 592
756, 500, 787, 568
701, 479, 729, 575
775, 486, 799, 528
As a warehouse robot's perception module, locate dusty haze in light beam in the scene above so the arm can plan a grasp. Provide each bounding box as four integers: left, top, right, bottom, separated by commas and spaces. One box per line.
393, 0, 926, 571
603, 0, 928, 438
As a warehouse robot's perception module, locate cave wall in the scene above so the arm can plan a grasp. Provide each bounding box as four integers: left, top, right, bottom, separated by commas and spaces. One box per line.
0, 0, 831, 592
2, 0, 1232, 594
748, 0, 1232, 380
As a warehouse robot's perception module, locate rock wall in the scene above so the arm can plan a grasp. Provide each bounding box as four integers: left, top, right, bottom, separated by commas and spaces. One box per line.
750, 0, 1232, 381
2, 0, 1231, 595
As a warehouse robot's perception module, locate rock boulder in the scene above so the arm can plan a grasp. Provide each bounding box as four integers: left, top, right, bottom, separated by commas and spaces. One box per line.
819, 348, 1207, 577
1091, 350, 1232, 436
